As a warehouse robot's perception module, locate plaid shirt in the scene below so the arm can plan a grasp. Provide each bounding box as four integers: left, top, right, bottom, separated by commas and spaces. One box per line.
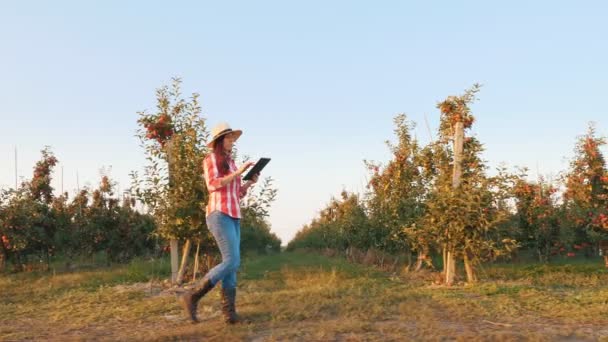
203, 153, 247, 219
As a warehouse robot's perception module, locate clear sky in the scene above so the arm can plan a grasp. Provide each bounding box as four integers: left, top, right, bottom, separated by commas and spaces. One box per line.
1, 1, 607, 244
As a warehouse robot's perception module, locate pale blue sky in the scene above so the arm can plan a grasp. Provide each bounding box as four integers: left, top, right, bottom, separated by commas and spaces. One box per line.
1, 1, 607, 244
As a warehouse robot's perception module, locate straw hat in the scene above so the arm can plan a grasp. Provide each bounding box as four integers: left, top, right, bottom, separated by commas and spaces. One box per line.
207, 122, 243, 148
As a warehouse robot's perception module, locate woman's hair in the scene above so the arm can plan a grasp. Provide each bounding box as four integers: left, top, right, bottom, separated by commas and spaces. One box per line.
212, 135, 231, 176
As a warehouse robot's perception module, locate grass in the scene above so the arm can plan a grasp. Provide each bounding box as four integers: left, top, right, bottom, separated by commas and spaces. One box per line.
1, 253, 608, 341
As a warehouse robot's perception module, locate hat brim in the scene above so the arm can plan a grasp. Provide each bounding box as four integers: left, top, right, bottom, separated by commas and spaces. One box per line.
207, 129, 242, 148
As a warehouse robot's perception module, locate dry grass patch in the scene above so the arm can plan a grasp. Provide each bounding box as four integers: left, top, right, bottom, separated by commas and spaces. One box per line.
2, 253, 608, 340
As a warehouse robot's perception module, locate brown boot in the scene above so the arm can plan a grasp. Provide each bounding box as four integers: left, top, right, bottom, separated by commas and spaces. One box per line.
181, 278, 215, 323
221, 287, 246, 324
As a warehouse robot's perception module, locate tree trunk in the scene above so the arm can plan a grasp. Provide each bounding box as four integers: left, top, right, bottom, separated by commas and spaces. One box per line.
15, 252, 24, 272
415, 245, 430, 272
45, 249, 51, 272
600, 241, 608, 268
452, 121, 464, 188
414, 254, 423, 272
170, 239, 179, 284
176, 239, 192, 285
0, 243, 7, 272
445, 120, 464, 286
192, 242, 200, 282
404, 250, 412, 272
206, 253, 216, 272
392, 255, 400, 273
537, 246, 543, 263
445, 249, 456, 286
464, 248, 477, 283
442, 245, 447, 274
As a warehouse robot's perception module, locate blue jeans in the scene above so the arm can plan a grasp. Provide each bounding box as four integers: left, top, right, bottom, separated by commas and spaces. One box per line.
204, 211, 240, 289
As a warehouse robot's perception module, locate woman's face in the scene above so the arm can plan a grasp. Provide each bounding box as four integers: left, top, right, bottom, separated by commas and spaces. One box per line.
223, 133, 237, 152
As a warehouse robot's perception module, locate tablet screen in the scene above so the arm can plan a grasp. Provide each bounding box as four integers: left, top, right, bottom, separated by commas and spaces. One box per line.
243, 158, 271, 181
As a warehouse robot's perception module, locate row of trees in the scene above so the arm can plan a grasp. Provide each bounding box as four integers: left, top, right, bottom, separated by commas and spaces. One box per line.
0, 148, 156, 271
1, 78, 281, 273
287, 86, 608, 284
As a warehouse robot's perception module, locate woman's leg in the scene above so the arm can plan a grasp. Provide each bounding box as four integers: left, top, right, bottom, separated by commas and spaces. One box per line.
221, 218, 240, 289
205, 213, 240, 285
220, 218, 243, 323
181, 211, 239, 323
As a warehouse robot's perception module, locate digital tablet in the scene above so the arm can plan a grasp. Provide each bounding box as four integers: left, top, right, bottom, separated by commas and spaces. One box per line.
243, 158, 271, 181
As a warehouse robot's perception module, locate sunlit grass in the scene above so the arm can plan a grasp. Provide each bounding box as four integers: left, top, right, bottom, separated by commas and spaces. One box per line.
1, 252, 608, 340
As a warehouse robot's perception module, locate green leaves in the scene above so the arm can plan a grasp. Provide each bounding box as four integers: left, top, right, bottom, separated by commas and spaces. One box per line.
291, 87, 520, 281
132, 78, 210, 242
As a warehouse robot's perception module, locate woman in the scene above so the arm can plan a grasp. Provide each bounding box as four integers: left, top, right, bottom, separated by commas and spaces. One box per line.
181, 122, 258, 324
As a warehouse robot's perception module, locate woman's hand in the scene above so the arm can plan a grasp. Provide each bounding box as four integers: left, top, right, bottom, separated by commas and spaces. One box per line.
220, 161, 255, 187
237, 161, 255, 176
241, 173, 260, 198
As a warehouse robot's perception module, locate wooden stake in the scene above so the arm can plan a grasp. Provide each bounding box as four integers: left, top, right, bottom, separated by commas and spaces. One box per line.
446, 121, 464, 286
176, 239, 192, 285
192, 242, 200, 282
170, 239, 179, 284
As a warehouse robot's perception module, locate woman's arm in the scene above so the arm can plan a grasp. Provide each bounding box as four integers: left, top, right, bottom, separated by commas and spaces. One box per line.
218, 172, 241, 188
203, 155, 222, 191
204, 156, 254, 191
